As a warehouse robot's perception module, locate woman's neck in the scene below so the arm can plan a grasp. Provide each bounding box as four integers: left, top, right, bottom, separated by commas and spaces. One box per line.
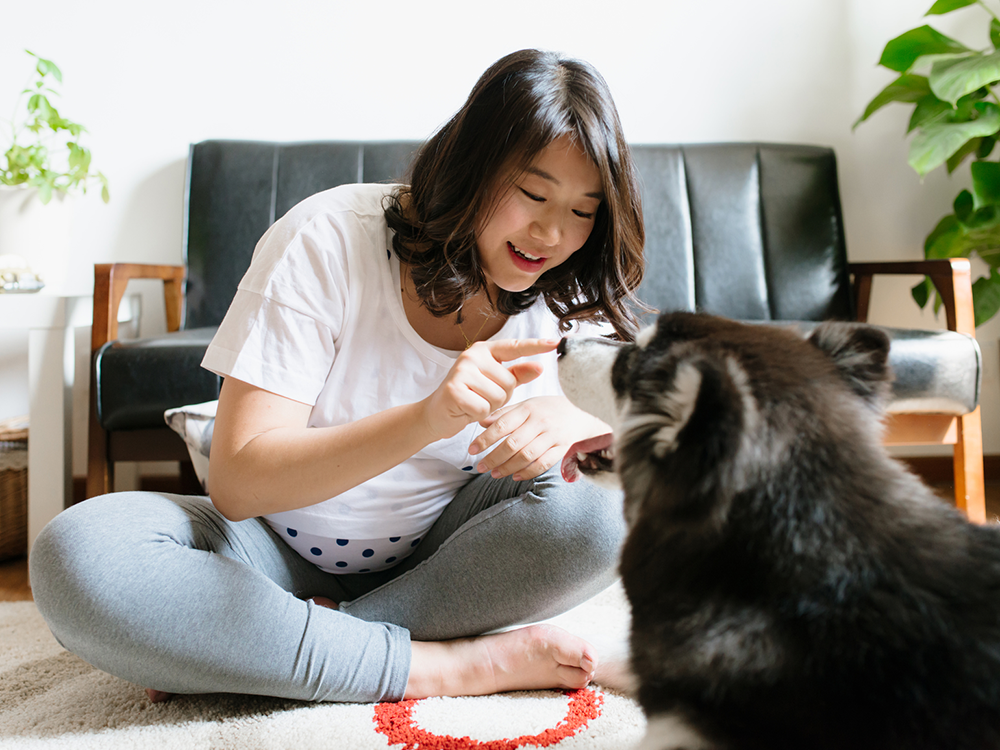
400, 266, 507, 351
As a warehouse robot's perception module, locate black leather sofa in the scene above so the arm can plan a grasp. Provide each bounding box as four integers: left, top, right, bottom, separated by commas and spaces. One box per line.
87, 140, 985, 519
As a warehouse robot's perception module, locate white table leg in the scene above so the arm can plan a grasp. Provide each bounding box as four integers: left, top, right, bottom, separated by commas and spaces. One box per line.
26, 321, 72, 553
4, 293, 137, 557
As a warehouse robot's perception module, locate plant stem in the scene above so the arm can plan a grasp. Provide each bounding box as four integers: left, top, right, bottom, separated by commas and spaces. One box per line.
979, 0, 1000, 22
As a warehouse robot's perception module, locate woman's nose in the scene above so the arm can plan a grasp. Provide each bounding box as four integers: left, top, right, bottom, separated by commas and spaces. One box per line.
530, 211, 561, 247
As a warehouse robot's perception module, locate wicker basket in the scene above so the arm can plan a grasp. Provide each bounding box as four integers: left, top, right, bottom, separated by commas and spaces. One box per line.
0, 416, 28, 561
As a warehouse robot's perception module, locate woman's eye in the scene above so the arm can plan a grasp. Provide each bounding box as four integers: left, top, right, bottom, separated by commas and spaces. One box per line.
519, 187, 544, 202
574, 210, 595, 219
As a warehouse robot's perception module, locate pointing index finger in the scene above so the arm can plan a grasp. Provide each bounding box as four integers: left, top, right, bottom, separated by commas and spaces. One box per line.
486, 338, 560, 363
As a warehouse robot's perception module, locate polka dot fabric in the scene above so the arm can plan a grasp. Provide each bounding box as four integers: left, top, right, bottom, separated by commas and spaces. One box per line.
280, 526, 423, 574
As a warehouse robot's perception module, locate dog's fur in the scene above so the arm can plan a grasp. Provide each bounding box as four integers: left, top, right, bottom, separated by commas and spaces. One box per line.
558, 311, 1000, 750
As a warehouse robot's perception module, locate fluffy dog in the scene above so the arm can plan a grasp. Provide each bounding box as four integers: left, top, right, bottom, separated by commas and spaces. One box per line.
557, 311, 1000, 750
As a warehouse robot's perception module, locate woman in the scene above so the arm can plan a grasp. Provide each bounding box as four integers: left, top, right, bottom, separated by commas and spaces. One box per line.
30, 48, 646, 704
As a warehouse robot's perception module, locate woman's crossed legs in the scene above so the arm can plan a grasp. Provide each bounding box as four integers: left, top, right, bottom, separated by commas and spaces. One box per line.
29, 469, 624, 703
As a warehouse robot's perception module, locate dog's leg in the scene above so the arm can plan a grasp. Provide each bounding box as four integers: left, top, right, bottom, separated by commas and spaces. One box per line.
583, 628, 637, 694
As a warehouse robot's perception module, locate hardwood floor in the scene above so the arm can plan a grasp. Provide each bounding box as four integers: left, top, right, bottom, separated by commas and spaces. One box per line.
0, 555, 30, 601
2, 482, 999, 604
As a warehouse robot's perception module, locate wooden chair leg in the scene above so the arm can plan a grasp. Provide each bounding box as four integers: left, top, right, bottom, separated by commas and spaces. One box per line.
954, 407, 986, 523
86, 383, 112, 499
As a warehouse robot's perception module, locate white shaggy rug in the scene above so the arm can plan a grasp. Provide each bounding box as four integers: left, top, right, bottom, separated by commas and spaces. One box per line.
0, 584, 644, 749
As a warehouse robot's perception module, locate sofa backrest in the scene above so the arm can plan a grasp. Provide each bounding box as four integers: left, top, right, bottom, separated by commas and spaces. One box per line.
630, 143, 851, 323
183, 140, 419, 330
182, 140, 852, 330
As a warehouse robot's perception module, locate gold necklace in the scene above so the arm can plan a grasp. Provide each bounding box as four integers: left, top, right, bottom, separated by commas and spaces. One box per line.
401, 272, 495, 350
458, 307, 494, 349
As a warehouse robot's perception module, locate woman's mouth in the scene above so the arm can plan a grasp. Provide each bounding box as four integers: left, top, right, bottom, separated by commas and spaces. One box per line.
508, 242, 545, 270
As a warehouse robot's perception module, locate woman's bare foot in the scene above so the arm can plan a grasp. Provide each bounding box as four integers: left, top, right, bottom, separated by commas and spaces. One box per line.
404, 624, 597, 699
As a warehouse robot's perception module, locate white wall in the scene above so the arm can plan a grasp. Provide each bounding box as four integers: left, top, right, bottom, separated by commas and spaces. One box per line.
0, 0, 992, 471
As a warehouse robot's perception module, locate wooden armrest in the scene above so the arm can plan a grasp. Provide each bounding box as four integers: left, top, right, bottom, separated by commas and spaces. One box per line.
92, 263, 186, 353
848, 258, 974, 337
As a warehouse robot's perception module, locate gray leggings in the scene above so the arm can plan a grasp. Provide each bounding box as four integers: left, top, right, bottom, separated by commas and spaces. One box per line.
28, 469, 624, 703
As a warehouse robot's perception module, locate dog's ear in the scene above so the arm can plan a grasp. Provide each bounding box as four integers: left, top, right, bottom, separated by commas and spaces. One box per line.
624, 345, 747, 464
617, 345, 751, 525
807, 322, 891, 403
646, 360, 702, 460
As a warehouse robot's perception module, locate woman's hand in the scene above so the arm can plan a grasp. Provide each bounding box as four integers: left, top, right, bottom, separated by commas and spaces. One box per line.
420, 338, 559, 442
468, 396, 610, 481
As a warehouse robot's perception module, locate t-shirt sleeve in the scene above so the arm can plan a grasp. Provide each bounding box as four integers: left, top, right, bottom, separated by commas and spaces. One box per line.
201, 210, 352, 406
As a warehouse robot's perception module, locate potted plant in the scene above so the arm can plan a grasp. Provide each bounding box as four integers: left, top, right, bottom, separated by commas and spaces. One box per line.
856, 0, 1000, 326
0, 50, 108, 293
1, 50, 108, 204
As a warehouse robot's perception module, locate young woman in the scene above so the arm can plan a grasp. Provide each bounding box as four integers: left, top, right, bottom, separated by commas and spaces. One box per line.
29, 48, 646, 704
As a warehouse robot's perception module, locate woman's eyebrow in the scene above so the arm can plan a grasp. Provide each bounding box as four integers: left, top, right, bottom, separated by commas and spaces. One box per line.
525, 166, 604, 199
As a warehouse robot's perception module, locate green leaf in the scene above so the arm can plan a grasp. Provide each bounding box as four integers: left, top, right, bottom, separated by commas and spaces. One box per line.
912, 277, 933, 308
967, 204, 1000, 229
909, 103, 1000, 174
978, 242, 1000, 268
66, 142, 92, 174
971, 160, 1000, 205
855, 74, 931, 128
946, 137, 982, 172
926, 217, 1000, 267
993, 18, 1000, 49
979, 134, 997, 158
925, 213, 963, 257
925, 0, 978, 14
930, 50, 1000, 104
36, 182, 52, 204
955, 188, 975, 221
908, 94, 954, 132
973, 268, 1000, 325
911, 51, 975, 72
27, 50, 63, 84
879, 25, 971, 72
925, 213, 961, 249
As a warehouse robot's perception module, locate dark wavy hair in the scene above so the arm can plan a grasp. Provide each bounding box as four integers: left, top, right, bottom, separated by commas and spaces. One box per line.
384, 49, 646, 341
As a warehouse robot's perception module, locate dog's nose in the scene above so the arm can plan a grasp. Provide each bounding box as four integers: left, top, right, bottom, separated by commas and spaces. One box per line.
556, 337, 568, 358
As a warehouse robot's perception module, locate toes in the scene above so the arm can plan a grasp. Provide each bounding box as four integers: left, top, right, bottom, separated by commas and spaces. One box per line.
556, 665, 594, 690
145, 688, 174, 703
533, 624, 596, 671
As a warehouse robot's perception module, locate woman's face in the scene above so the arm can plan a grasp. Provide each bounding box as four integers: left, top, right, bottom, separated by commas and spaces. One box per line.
476, 134, 603, 294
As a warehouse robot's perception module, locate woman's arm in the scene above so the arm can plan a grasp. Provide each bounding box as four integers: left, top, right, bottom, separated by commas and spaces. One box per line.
208, 338, 558, 521
209, 378, 435, 521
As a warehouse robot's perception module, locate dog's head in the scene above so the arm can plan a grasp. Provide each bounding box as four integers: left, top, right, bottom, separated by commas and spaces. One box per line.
558, 311, 892, 527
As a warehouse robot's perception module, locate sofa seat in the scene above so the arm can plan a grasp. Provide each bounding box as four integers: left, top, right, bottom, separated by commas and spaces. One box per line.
96, 327, 221, 431
94, 322, 980, 434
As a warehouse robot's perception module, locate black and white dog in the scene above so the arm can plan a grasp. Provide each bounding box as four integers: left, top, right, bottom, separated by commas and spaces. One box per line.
558, 311, 1000, 750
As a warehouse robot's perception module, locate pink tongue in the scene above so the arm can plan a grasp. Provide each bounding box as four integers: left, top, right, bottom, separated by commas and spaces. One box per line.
560, 433, 613, 483
561, 453, 580, 483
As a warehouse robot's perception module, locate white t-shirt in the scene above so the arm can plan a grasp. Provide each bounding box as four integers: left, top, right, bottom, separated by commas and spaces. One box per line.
202, 183, 576, 570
